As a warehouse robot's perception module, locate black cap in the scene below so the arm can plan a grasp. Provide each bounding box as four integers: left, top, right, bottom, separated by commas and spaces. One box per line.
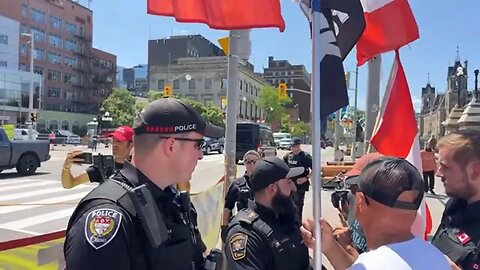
250, 156, 305, 192
290, 137, 302, 146
357, 157, 424, 210
133, 98, 224, 138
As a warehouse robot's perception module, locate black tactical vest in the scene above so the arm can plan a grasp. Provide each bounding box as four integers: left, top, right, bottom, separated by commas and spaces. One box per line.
228, 208, 311, 270
65, 180, 204, 270
235, 176, 253, 211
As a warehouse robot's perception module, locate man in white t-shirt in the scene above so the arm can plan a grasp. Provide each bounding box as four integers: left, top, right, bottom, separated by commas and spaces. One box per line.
301, 157, 450, 270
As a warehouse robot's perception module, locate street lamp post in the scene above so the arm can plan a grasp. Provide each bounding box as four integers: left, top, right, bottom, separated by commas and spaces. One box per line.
474, 69, 479, 101
21, 31, 35, 140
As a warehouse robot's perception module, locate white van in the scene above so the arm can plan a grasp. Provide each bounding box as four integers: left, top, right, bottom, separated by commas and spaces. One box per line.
273, 132, 291, 148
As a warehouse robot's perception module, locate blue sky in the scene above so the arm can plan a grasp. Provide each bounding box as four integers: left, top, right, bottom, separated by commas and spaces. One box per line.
83, 0, 479, 112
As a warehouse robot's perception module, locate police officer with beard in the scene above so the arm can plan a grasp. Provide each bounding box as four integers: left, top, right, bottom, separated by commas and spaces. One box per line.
224, 156, 313, 270
283, 137, 312, 221
64, 98, 224, 270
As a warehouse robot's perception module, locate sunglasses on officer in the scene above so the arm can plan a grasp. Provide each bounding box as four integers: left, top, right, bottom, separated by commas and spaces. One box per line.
158, 136, 205, 150
245, 159, 257, 165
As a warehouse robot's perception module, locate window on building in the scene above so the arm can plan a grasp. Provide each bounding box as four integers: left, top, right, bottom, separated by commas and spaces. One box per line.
31, 9, 46, 24
48, 87, 60, 98
19, 63, 28, 71
64, 22, 77, 34
22, 4, 28, 17
204, 78, 212, 89
48, 52, 62, 65
63, 73, 75, 84
20, 44, 28, 56
20, 24, 28, 34
64, 56, 77, 67
0, 35, 8, 45
48, 34, 62, 47
64, 39, 77, 52
157, 80, 165, 90
173, 79, 180, 89
31, 27, 45, 43
48, 70, 61, 81
240, 80, 243, 90
189, 79, 196, 90
34, 66, 43, 75
34, 48, 45, 60
0, 61, 7, 68
49, 16, 62, 29
221, 78, 227, 89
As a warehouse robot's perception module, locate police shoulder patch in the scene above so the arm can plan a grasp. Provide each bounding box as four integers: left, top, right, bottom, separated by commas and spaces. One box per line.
84, 208, 122, 250
229, 232, 248, 261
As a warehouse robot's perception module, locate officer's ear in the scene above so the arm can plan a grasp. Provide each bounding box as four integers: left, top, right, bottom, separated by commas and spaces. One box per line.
467, 160, 480, 183
159, 137, 176, 157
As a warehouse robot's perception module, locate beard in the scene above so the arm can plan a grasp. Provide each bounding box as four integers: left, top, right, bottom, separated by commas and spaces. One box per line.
445, 173, 476, 200
271, 190, 297, 220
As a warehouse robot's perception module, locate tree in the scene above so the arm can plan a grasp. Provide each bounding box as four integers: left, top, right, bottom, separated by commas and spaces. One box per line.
280, 114, 292, 133
101, 88, 137, 126
291, 121, 310, 138
256, 86, 292, 122
146, 90, 226, 128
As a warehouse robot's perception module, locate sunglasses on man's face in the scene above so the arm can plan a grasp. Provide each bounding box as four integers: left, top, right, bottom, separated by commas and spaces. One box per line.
158, 136, 205, 150
245, 159, 257, 165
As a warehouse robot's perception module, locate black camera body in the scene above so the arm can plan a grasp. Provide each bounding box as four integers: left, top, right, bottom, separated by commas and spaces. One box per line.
93, 153, 115, 179
330, 179, 349, 209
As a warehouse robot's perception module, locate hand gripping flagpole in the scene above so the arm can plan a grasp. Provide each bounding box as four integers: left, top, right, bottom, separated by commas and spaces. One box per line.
311, 0, 323, 268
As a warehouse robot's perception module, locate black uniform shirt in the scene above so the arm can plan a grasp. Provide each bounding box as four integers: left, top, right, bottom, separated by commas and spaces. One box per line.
225, 201, 311, 270
64, 162, 204, 270
432, 198, 480, 269
283, 151, 313, 190
225, 175, 251, 211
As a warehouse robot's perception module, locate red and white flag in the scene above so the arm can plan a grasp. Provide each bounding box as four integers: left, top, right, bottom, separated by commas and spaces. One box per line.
147, 0, 286, 32
357, 0, 419, 66
370, 51, 432, 240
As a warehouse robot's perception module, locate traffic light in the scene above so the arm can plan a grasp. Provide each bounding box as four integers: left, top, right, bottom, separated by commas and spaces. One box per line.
30, 112, 37, 123
164, 84, 173, 97
278, 83, 288, 99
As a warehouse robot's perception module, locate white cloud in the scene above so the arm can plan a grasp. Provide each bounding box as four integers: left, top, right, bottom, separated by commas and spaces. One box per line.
412, 96, 422, 113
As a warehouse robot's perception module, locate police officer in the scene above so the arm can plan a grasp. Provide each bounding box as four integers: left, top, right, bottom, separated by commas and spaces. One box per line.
431, 130, 480, 270
64, 98, 224, 270
61, 126, 134, 189
224, 156, 314, 270
222, 150, 261, 239
283, 137, 312, 221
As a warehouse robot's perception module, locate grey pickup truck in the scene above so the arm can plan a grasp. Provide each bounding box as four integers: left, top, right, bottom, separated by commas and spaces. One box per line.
0, 128, 50, 175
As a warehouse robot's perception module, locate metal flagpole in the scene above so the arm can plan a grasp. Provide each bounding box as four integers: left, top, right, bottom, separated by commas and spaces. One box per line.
223, 30, 239, 219
351, 66, 359, 162
363, 55, 381, 154
311, 0, 323, 268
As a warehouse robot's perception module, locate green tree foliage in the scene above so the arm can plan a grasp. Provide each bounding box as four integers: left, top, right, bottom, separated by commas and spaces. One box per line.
280, 114, 292, 133
101, 88, 137, 126
256, 86, 292, 122
147, 90, 225, 128
290, 121, 311, 138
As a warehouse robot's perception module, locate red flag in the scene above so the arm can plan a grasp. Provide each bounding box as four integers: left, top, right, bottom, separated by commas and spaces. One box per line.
371, 50, 432, 240
147, 0, 286, 32
357, 0, 419, 66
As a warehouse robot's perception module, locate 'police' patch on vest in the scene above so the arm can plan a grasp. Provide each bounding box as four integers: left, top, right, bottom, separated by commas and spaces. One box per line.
229, 233, 248, 261
84, 208, 122, 250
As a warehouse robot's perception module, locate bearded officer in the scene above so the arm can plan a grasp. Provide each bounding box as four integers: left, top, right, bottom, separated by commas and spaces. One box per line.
224, 156, 314, 270
283, 137, 312, 221
64, 98, 224, 270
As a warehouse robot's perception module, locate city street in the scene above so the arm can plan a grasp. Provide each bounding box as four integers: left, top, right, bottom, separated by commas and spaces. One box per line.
0, 145, 450, 251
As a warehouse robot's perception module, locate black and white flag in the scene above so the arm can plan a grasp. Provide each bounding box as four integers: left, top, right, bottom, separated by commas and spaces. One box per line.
300, 0, 365, 118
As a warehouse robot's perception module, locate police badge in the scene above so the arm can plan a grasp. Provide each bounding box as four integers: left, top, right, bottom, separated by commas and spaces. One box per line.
84, 208, 122, 249
229, 233, 248, 261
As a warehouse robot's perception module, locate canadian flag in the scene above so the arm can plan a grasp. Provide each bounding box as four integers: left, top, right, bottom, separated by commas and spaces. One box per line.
357, 0, 419, 66
370, 51, 432, 240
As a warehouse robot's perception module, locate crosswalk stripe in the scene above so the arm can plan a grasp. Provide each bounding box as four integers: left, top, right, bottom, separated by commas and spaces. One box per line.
0, 179, 37, 187
0, 207, 76, 230
0, 191, 90, 214
0, 185, 90, 201
0, 181, 58, 193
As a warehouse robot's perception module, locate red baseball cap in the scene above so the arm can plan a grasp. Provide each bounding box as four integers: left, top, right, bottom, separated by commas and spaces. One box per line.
344, 152, 384, 177
108, 126, 134, 142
